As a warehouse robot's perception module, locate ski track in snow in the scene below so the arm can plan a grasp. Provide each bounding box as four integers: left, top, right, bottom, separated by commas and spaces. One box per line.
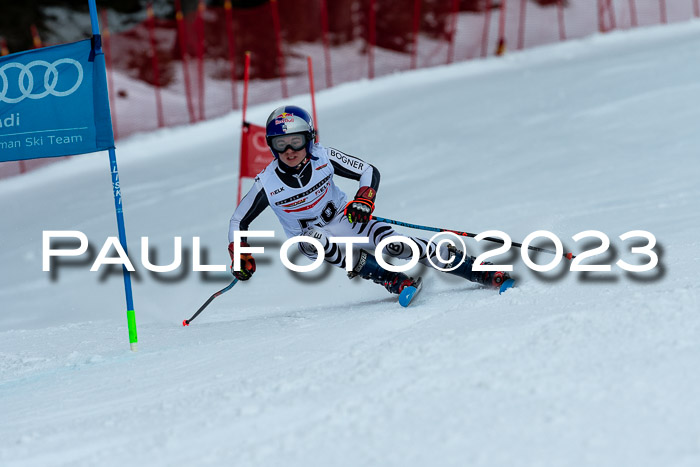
2, 21, 700, 467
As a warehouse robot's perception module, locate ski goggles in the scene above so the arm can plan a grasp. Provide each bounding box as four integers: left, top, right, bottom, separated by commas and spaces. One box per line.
268, 133, 307, 153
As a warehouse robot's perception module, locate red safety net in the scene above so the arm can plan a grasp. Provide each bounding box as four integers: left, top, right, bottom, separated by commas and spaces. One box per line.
2, 0, 699, 179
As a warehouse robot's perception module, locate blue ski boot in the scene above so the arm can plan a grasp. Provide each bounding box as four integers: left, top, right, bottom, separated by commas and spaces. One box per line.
445, 245, 511, 288
349, 250, 419, 295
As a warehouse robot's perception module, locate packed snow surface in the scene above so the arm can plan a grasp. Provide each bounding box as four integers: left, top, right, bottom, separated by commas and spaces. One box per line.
1, 21, 700, 467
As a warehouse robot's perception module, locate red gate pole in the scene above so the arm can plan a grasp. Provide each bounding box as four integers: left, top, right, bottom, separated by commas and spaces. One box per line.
598, 0, 606, 32
224, 0, 239, 110
307, 56, 319, 142
101, 9, 118, 139
30, 25, 43, 48
411, 0, 421, 69
496, 0, 506, 56
557, 0, 566, 41
0, 37, 8, 56
629, 0, 638, 27
242, 52, 250, 124
239, 52, 251, 204
446, 0, 459, 64
518, 0, 526, 50
695, 0, 700, 18
175, 0, 196, 123
659, 0, 667, 24
320, 0, 333, 88
146, 4, 165, 128
195, 0, 206, 120
270, 0, 288, 98
599, 0, 616, 32
481, 0, 492, 58
608, 0, 617, 30
368, 0, 376, 79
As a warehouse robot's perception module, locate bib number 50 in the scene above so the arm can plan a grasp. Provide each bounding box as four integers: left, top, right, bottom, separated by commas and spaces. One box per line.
297, 202, 338, 230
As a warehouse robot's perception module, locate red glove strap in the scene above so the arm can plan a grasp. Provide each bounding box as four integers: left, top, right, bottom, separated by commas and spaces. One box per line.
355, 186, 376, 202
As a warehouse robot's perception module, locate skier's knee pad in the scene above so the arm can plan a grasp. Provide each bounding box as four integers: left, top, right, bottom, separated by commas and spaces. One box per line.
382, 240, 409, 258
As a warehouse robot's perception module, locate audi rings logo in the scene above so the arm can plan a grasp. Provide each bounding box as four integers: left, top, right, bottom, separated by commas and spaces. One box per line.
0, 59, 84, 104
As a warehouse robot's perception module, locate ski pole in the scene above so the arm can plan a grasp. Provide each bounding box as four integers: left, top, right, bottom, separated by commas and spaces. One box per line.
371, 215, 575, 259
183, 278, 238, 326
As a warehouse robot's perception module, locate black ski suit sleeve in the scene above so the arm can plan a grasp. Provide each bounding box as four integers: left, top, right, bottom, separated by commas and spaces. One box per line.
228, 182, 269, 244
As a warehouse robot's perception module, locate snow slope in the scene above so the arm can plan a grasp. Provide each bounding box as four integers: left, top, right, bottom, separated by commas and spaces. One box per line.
1, 21, 700, 467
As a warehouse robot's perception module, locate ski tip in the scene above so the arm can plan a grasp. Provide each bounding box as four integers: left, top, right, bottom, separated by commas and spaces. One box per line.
399, 286, 417, 307
499, 278, 515, 295
399, 278, 423, 307
182, 319, 189, 327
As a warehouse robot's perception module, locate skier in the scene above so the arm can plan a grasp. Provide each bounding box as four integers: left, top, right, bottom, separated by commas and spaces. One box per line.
228, 105, 511, 303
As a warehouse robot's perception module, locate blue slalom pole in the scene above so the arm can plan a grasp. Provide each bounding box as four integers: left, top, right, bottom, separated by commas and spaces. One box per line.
89, 0, 138, 350
108, 151, 138, 349
88, 0, 100, 30
183, 279, 239, 326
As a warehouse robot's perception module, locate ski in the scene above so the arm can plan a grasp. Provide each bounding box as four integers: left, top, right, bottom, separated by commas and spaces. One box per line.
499, 278, 515, 294
399, 277, 423, 307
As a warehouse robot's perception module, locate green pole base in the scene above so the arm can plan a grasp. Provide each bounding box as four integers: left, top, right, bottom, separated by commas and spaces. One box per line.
127, 309, 138, 352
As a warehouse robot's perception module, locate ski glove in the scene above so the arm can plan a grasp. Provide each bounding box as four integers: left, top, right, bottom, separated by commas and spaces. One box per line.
344, 186, 376, 224
228, 241, 256, 281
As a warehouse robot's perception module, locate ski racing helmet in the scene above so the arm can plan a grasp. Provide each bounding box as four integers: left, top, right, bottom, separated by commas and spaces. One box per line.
265, 105, 316, 159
